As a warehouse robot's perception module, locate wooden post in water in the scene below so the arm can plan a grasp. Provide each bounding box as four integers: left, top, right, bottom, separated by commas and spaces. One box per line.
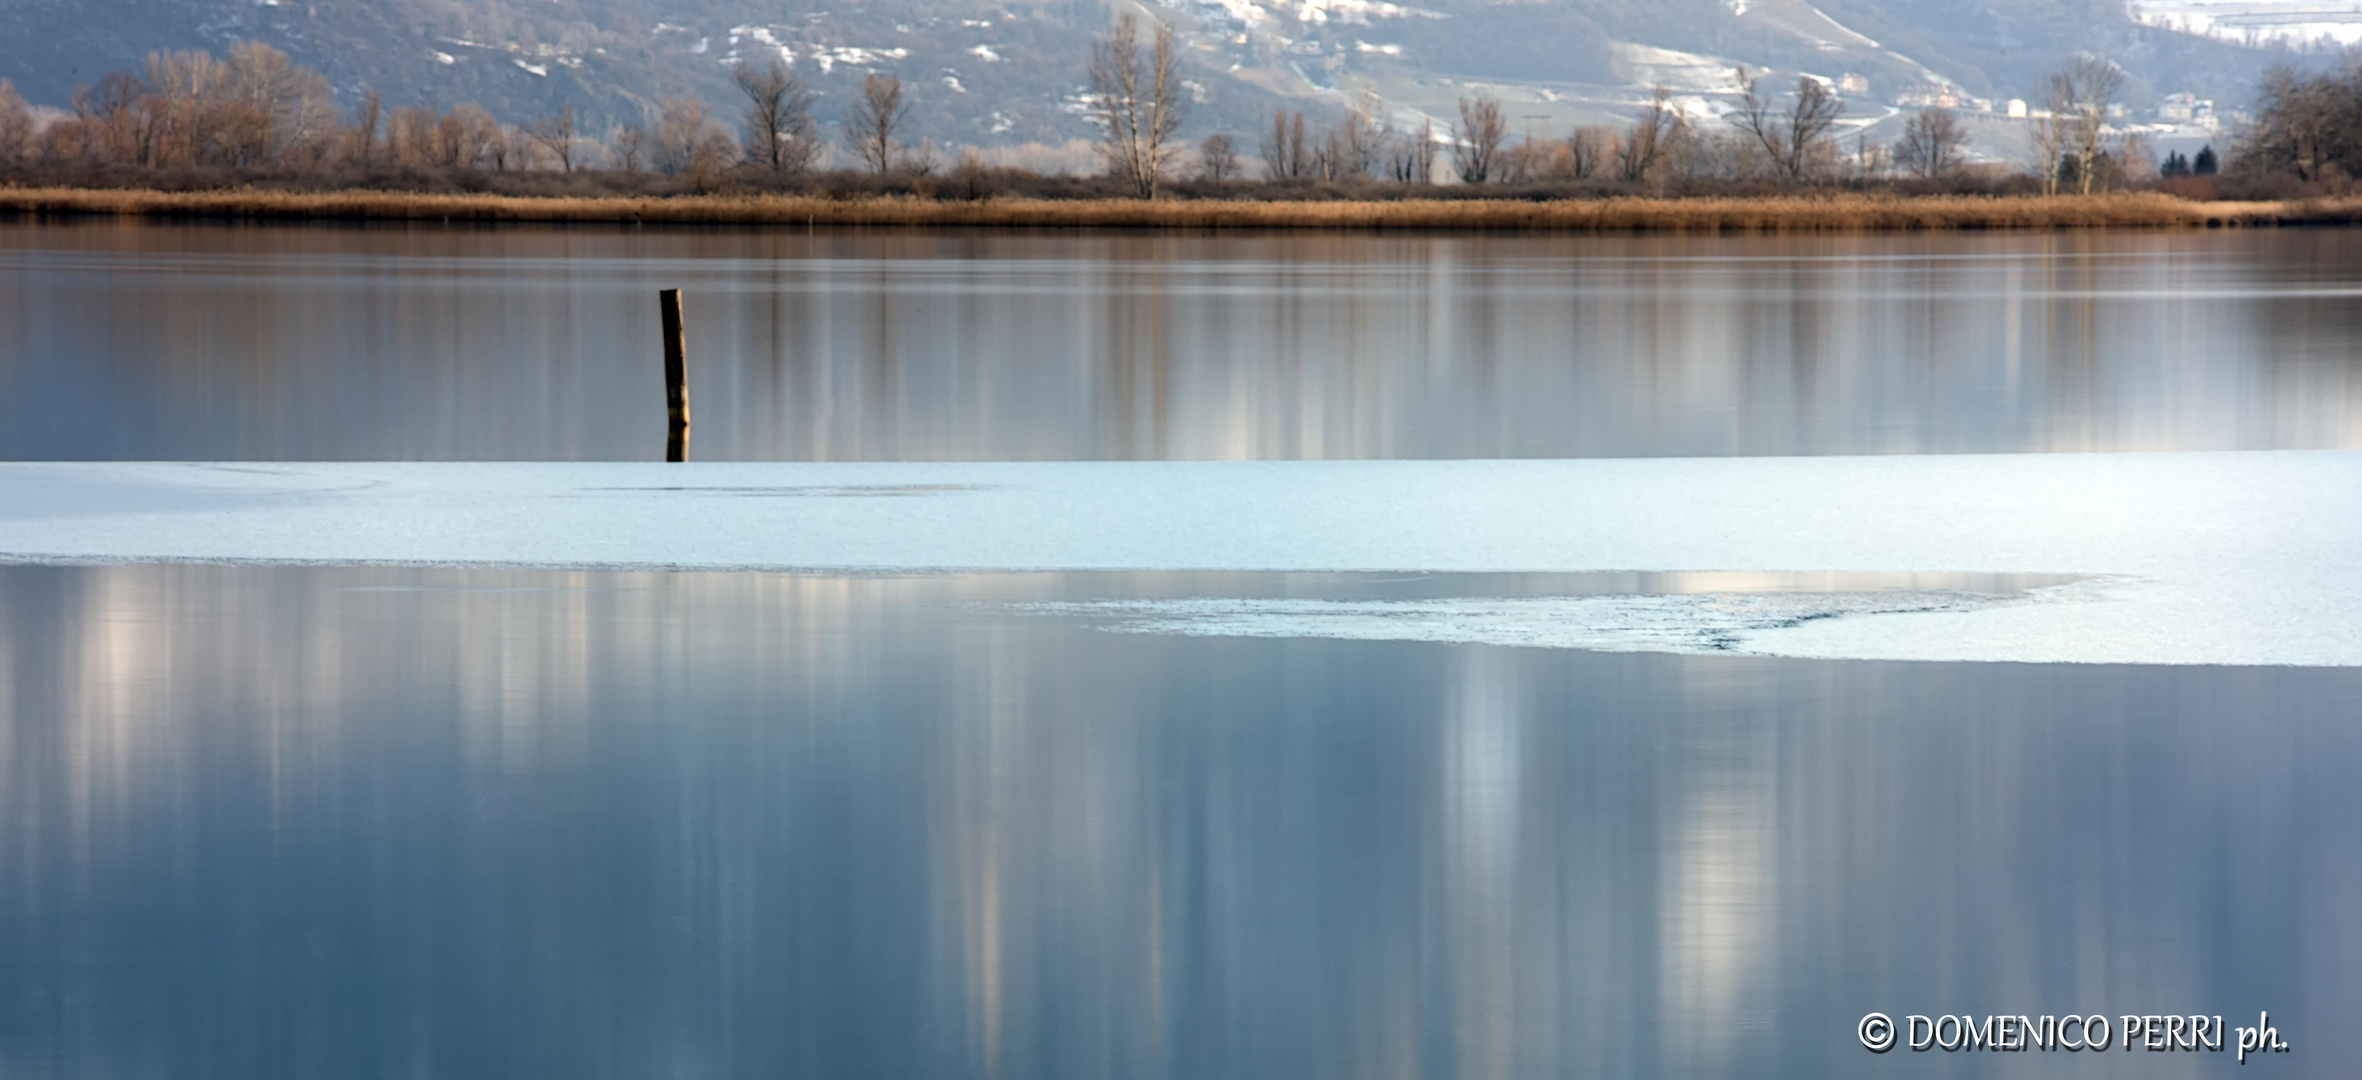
659, 288, 690, 462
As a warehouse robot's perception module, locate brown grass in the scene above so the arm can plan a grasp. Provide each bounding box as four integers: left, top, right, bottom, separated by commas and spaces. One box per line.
1, 186, 2355, 231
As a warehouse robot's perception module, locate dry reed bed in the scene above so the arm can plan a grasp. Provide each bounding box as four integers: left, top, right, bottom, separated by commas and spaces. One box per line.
0, 186, 2350, 230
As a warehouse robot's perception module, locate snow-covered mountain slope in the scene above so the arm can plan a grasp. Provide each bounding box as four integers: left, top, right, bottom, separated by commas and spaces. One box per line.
0, 0, 2327, 149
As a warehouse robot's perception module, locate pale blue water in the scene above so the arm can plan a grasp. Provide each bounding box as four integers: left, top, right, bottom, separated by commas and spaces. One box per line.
1, 565, 2356, 1079
1, 221, 2357, 460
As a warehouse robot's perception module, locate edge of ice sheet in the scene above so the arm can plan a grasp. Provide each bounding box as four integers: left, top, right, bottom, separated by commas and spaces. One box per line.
1012, 587, 2084, 656
0, 454, 2357, 667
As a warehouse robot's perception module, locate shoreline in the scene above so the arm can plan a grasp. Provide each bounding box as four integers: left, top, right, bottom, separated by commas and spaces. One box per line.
2, 186, 2354, 231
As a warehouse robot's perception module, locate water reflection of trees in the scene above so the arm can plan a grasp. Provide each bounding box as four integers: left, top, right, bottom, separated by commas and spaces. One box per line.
7, 226, 2360, 460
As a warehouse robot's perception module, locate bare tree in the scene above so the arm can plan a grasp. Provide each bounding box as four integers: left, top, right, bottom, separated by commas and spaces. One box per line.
527, 104, 577, 172
0, 79, 32, 166
1330, 90, 1386, 179
655, 97, 738, 178
905, 138, 942, 176
2116, 131, 2157, 184
1851, 134, 1893, 179
1731, 67, 1844, 183
609, 123, 647, 172
37, 117, 99, 165
2029, 98, 2070, 194
2028, 58, 2127, 193
1196, 132, 1240, 181
2243, 64, 2362, 180
952, 148, 996, 199
1895, 106, 1967, 179
1261, 109, 1313, 179
1089, 14, 1188, 198
76, 70, 160, 167
486, 124, 525, 171
655, 97, 712, 174
734, 61, 820, 173
844, 72, 910, 174
1567, 126, 1616, 179
2053, 56, 2124, 194
1617, 87, 1678, 182
1385, 119, 1438, 183
692, 126, 741, 178
435, 104, 500, 169
1451, 95, 1506, 183
349, 88, 384, 169
387, 106, 434, 168
142, 49, 224, 167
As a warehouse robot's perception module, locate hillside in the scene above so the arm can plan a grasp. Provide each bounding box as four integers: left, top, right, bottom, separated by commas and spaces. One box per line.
0, 0, 2338, 154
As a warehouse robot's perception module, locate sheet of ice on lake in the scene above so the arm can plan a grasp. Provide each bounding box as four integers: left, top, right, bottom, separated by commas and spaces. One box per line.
0, 452, 2355, 667
1017, 586, 2070, 655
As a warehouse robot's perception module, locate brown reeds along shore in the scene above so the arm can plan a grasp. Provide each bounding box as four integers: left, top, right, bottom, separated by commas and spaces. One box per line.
3, 186, 2358, 230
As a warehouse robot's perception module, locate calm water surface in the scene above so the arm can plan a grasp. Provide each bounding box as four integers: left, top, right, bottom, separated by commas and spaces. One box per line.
2, 566, 2356, 1080
2, 222, 2359, 1079
1, 221, 2358, 459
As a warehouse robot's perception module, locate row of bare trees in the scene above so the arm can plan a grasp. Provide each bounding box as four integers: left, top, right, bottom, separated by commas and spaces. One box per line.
6, 43, 339, 169
1222, 73, 1857, 189
1254, 93, 1431, 183
0, 29, 2231, 197
2239, 63, 2362, 182
0, 41, 942, 180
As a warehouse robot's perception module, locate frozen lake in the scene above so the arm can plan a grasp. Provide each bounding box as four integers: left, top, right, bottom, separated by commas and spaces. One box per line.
1, 222, 2359, 1079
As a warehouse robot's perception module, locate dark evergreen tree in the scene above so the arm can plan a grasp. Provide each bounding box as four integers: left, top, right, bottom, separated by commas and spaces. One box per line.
2194, 145, 2219, 175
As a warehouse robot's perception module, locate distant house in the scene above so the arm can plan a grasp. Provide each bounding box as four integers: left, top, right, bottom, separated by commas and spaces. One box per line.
1895, 83, 1963, 108
1839, 72, 1869, 96
2158, 92, 2215, 122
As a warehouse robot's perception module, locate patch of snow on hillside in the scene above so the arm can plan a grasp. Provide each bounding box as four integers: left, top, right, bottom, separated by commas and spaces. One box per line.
1289, 0, 1445, 23
1610, 41, 1746, 94
728, 25, 799, 65
943, 74, 967, 93
1734, 0, 1881, 50
2126, 0, 2362, 48
813, 45, 910, 73
970, 44, 1003, 62
513, 59, 548, 76
432, 51, 456, 65
1807, 3, 1880, 47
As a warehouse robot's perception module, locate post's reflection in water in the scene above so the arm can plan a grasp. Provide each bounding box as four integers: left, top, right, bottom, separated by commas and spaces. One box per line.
2, 564, 2359, 1079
